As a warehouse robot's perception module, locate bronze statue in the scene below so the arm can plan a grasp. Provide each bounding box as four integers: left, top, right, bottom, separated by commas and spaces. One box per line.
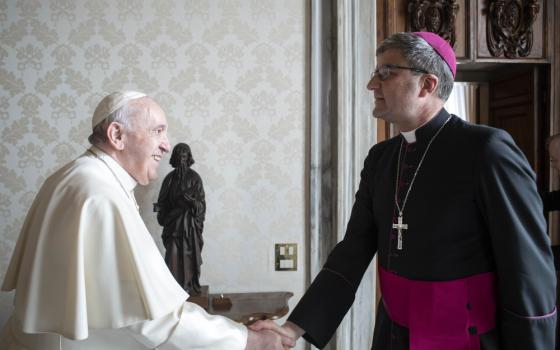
155, 143, 205, 294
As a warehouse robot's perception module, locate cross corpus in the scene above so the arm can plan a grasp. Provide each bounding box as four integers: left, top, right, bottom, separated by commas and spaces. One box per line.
392, 214, 408, 250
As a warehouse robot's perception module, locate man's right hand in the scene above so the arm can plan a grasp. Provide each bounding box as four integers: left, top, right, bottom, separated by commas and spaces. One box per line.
245, 329, 288, 350
248, 320, 302, 348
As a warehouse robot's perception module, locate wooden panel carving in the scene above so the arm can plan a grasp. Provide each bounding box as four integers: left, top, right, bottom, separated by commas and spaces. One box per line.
407, 0, 459, 47
486, 0, 540, 58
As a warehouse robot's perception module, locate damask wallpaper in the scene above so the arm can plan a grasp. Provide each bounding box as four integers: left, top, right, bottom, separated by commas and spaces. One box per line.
0, 0, 306, 337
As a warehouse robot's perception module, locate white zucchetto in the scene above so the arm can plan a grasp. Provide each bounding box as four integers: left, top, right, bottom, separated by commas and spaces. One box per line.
91, 91, 147, 129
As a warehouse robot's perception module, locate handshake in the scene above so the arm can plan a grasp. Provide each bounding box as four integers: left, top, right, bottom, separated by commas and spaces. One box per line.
245, 320, 305, 350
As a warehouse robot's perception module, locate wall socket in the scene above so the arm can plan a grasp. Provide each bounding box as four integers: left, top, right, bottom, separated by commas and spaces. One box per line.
275, 243, 297, 271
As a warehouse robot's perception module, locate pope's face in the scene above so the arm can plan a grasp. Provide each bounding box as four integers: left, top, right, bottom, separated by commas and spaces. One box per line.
121, 99, 171, 185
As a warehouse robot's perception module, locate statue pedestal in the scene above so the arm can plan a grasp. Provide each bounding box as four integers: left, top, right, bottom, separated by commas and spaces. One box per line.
187, 285, 209, 310
188, 289, 294, 324
208, 291, 293, 325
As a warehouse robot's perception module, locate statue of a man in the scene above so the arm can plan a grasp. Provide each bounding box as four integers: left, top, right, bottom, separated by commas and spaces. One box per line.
155, 143, 205, 294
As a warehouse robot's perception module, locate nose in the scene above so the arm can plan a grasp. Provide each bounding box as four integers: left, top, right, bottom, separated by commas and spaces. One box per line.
160, 135, 171, 153
367, 74, 380, 91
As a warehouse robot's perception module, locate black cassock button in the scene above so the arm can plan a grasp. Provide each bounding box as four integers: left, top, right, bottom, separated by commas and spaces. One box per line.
468, 326, 477, 335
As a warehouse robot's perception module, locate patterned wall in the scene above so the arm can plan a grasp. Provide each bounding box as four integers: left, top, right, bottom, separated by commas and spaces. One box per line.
0, 0, 306, 337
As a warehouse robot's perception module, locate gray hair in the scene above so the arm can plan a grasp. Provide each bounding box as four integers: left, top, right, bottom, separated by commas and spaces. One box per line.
87, 101, 143, 146
376, 32, 454, 101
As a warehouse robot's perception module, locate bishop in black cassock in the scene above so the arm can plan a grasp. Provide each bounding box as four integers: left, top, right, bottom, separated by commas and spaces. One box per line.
253, 31, 557, 350
288, 109, 556, 349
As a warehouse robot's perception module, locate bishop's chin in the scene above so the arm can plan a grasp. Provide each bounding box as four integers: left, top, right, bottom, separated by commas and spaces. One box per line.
372, 110, 386, 119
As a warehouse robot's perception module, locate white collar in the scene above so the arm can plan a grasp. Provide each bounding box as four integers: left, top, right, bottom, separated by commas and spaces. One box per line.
400, 116, 438, 143
87, 146, 138, 193
400, 129, 416, 143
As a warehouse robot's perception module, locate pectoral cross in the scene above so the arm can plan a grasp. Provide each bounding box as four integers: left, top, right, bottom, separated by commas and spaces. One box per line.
392, 214, 408, 250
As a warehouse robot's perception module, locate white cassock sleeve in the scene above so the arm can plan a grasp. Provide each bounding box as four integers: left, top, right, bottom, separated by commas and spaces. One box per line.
2, 152, 248, 349
126, 302, 247, 350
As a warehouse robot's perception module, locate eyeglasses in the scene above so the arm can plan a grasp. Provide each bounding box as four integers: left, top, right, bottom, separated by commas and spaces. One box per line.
371, 64, 430, 81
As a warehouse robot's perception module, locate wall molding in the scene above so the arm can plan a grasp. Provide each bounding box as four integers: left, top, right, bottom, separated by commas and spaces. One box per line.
309, 0, 376, 348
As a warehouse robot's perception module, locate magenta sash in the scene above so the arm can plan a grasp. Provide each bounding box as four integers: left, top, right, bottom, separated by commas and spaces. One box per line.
379, 266, 497, 350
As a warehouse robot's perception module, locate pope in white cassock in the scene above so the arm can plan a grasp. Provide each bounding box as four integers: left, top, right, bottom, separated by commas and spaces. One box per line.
0, 91, 291, 350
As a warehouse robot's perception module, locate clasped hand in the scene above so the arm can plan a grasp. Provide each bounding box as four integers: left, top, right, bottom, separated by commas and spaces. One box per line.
183, 192, 195, 202
245, 320, 303, 350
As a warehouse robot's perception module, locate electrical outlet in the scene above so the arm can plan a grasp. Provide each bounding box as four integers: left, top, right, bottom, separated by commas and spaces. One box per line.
275, 243, 297, 271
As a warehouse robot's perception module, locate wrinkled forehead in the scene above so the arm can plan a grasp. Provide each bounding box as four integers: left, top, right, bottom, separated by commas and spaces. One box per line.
129, 98, 167, 128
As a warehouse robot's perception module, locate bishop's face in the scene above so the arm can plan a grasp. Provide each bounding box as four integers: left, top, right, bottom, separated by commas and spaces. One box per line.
367, 48, 426, 131
120, 99, 171, 185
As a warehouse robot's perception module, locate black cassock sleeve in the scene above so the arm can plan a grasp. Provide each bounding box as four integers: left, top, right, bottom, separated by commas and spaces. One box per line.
475, 129, 557, 349
287, 147, 379, 348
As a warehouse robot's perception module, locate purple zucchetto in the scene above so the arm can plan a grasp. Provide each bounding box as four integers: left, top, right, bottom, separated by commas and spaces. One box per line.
413, 31, 456, 78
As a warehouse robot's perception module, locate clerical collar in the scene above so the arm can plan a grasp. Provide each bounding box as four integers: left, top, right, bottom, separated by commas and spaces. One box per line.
87, 146, 138, 193
400, 108, 450, 144
401, 129, 417, 143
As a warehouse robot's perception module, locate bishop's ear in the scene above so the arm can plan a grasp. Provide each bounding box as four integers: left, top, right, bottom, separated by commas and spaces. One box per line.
419, 74, 439, 97
106, 122, 126, 150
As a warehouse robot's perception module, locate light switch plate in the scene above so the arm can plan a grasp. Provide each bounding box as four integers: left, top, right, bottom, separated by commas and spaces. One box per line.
275, 243, 297, 271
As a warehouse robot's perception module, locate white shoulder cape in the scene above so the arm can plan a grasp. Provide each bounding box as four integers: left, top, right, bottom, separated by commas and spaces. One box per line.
2, 151, 188, 340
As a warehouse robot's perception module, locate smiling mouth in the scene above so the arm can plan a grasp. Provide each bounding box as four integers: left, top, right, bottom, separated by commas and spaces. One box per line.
152, 155, 163, 161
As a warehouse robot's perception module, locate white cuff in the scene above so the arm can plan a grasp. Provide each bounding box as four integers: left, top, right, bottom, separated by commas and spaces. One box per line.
160, 302, 247, 350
